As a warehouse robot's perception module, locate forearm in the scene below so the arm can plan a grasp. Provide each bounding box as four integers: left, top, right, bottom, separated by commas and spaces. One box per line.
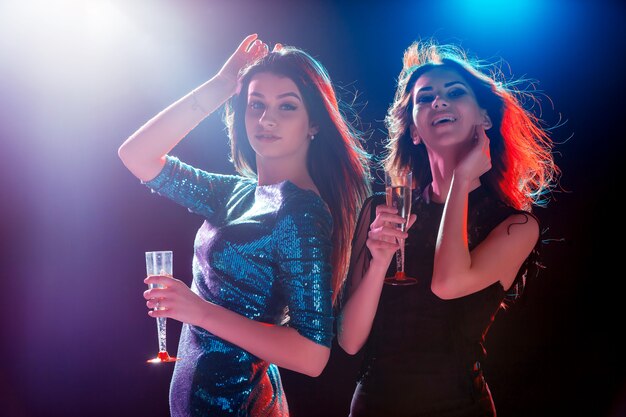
432, 175, 472, 294
199, 300, 330, 377
337, 258, 388, 355
118, 74, 237, 182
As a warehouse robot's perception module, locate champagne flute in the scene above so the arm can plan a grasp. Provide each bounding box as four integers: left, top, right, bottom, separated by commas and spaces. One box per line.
145, 250, 179, 363
384, 170, 417, 286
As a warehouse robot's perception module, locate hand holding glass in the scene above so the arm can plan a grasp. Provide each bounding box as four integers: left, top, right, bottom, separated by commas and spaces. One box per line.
145, 250, 179, 363
384, 170, 417, 285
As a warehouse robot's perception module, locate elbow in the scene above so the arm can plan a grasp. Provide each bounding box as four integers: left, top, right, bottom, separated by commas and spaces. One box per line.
117, 141, 134, 169
338, 336, 362, 356
300, 347, 330, 377
304, 364, 325, 378
430, 274, 456, 300
117, 149, 129, 171
117, 139, 163, 182
117, 143, 127, 163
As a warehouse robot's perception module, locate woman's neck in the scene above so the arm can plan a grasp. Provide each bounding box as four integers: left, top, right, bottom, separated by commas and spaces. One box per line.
427, 151, 480, 204
429, 177, 481, 204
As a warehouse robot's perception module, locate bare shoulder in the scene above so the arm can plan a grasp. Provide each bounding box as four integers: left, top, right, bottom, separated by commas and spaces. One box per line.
504, 212, 539, 235
493, 212, 539, 248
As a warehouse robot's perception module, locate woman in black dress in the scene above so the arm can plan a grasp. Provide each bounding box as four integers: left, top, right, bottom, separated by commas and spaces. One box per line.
338, 40, 560, 416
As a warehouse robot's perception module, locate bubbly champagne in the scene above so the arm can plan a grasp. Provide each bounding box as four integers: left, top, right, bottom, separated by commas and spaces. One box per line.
383, 171, 417, 285
145, 251, 179, 362
386, 185, 411, 231
386, 185, 411, 278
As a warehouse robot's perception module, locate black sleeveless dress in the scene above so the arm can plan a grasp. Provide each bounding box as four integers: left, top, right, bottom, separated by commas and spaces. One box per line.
344, 186, 539, 417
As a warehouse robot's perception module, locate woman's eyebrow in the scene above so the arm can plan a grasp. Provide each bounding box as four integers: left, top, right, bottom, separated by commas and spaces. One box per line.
444, 81, 467, 88
249, 91, 302, 102
416, 80, 467, 94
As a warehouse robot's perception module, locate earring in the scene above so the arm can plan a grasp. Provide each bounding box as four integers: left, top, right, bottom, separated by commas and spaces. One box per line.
412, 135, 421, 145
310, 135, 315, 141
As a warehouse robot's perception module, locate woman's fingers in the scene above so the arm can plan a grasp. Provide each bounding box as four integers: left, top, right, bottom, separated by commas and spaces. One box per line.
144, 274, 178, 286
148, 308, 169, 318
367, 239, 401, 250
369, 225, 408, 240
143, 286, 165, 300
372, 213, 406, 228
244, 35, 270, 61
238, 33, 259, 53
143, 275, 178, 311
218, 34, 269, 84
475, 125, 492, 172
368, 222, 408, 251
373, 204, 408, 228
144, 282, 174, 318
146, 298, 163, 309
475, 124, 491, 153
375, 204, 399, 215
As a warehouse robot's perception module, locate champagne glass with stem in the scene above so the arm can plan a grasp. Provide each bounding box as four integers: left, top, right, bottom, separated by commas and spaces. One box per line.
145, 250, 179, 363
384, 170, 417, 285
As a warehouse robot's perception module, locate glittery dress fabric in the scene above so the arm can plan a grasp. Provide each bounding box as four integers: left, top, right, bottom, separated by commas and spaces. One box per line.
144, 156, 334, 417
344, 186, 539, 417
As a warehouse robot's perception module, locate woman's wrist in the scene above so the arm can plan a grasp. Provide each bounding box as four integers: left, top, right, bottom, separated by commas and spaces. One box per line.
187, 74, 238, 116
195, 298, 218, 330
213, 71, 238, 91
367, 257, 392, 280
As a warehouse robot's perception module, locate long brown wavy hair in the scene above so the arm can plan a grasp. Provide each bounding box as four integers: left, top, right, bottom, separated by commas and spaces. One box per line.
224, 47, 372, 305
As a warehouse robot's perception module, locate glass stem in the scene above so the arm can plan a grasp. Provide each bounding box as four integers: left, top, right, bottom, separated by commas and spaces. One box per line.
396, 238, 405, 275
156, 317, 167, 353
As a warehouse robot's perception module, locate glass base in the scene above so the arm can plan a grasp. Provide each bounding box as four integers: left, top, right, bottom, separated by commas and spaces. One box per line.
384, 271, 417, 286
147, 350, 179, 363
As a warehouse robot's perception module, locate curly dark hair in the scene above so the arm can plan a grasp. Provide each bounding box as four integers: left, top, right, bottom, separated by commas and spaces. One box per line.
384, 40, 559, 210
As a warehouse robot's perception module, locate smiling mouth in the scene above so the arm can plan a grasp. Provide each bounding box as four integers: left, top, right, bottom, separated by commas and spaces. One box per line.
432, 116, 457, 126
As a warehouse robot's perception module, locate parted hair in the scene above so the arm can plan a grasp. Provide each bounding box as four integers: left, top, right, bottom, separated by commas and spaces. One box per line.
224, 47, 372, 304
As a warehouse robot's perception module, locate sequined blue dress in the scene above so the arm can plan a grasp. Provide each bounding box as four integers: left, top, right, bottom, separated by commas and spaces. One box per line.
144, 156, 335, 417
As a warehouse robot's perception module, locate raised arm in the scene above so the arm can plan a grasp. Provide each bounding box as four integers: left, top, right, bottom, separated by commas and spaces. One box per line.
118, 34, 268, 182
338, 199, 414, 355
431, 126, 539, 299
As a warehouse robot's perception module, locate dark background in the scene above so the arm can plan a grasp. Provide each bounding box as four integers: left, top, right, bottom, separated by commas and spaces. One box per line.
1, 0, 624, 416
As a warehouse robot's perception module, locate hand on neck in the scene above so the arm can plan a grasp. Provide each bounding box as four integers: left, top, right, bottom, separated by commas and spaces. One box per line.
430, 177, 481, 204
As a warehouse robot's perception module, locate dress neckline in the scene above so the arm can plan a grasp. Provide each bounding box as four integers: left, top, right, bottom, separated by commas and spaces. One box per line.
254, 179, 328, 211
256, 179, 319, 197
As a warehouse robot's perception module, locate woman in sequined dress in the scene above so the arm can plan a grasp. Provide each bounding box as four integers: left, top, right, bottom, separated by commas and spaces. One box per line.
338, 40, 560, 417
118, 34, 370, 417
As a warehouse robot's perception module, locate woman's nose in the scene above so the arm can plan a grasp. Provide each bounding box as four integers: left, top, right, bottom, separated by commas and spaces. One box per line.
432, 95, 448, 109
259, 111, 277, 128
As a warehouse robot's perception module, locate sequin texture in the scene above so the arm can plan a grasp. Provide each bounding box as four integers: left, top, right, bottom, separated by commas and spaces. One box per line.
144, 156, 334, 417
